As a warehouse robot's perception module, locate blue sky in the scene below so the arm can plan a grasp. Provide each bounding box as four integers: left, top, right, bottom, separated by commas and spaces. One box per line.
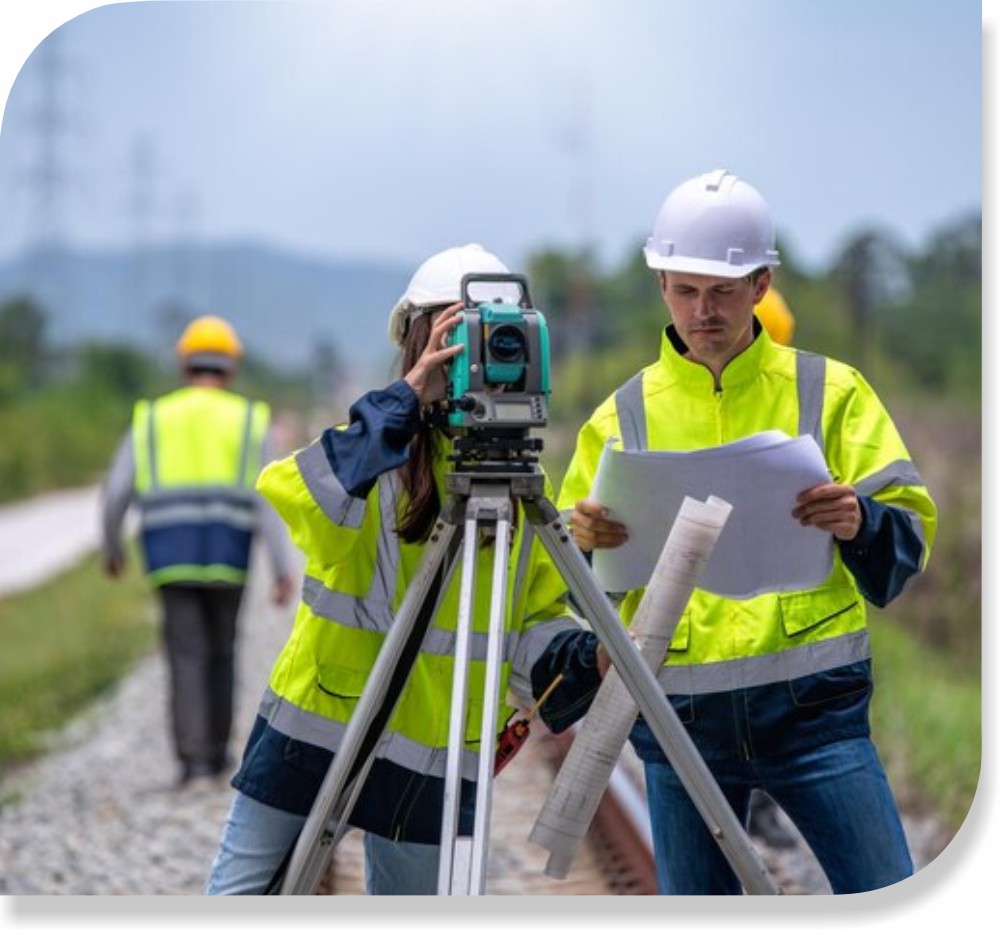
0, 0, 984, 277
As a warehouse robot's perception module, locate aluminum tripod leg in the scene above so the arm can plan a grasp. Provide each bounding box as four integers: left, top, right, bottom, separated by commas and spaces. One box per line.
526, 499, 781, 896
277, 520, 461, 894
438, 485, 512, 894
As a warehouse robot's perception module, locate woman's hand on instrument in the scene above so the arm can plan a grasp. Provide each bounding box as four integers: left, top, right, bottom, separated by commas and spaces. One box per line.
404, 303, 464, 406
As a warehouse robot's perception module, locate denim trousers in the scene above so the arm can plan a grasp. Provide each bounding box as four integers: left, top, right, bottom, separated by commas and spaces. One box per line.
205, 792, 441, 894
632, 721, 913, 895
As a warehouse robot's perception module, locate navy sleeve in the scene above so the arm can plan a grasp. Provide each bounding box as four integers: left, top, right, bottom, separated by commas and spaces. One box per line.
838, 495, 924, 608
530, 629, 603, 733
319, 380, 421, 499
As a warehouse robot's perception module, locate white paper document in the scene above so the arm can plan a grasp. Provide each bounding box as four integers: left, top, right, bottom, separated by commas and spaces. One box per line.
590, 431, 835, 598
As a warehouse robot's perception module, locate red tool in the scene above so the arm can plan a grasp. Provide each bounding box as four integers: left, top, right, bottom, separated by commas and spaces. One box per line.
494, 673, 564, 775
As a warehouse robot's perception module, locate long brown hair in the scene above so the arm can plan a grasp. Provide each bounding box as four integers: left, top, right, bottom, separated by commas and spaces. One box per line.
396, 311, 443, 543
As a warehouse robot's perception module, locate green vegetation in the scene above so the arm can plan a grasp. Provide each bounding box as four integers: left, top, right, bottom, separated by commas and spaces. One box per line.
0, 210, 981, 831
0, 546, 156, 772
869, 617, 981, 832
0, 297, 314, 503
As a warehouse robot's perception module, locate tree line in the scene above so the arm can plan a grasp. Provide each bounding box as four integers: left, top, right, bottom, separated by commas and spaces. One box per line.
0, 213, 980, 667
0, 298, 312, 504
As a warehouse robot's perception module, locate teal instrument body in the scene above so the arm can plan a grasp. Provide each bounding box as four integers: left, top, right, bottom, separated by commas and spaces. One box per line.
446, 273, 551, 431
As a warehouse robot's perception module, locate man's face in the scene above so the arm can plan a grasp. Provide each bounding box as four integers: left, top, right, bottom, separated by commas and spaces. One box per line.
658, 269, 770, 370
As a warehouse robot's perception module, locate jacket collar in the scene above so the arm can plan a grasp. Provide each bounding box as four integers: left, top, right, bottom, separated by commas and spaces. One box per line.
659, 318, 772, 392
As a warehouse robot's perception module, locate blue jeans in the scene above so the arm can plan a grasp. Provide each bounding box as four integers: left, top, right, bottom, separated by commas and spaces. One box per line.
633, 724, 913, 895
205, 792, 441, 894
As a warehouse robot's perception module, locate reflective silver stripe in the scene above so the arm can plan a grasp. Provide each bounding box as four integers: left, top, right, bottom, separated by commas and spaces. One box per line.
657, 628, 871, 694
855, 461, 928, 552
301, 571, 544, 664
421, 626, 521, 661
298, 476, 400, 633
295, 440, 367, 528
795, 352, 826, 451
372, 474, 401, 610
613, 372, 647, 451
302, 575, 395, 632
140, 486, 256, 505
854, 460, 926, 496
236, 401, 257, 486
146, 400, 159, 490
140, 497, 257, 531
260, 688, 483, 781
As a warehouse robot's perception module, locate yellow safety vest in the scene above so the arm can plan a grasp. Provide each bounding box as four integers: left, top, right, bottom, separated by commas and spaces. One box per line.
132, 386, 270, 586
254, 438, 579, 780
558, 327, 937, 694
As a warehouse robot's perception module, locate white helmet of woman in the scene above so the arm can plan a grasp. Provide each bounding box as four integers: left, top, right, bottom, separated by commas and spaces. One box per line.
387, 243, 513, 347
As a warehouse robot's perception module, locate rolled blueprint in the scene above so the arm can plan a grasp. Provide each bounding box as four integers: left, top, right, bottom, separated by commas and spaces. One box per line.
528, 494, 732, 878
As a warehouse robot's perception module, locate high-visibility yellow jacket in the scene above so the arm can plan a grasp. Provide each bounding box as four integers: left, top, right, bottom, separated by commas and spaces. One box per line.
558, 325, 937, 697
132, 386, 270, 586
236, 381, 591, 841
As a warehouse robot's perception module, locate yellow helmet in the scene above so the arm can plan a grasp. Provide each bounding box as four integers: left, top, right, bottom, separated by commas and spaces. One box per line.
176, 315, 243, 370
755, 287, 795, 346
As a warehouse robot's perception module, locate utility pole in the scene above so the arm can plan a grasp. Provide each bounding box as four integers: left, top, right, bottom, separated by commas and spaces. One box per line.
17, 29, 80, 323
24, 33, 74, 253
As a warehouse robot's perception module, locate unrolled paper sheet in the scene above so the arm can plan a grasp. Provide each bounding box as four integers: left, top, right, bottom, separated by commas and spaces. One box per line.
528, 495, 732, 878
591, 431, 833, 597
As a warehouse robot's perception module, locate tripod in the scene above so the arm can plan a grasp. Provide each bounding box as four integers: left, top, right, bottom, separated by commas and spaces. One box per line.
275, 455, 780, 896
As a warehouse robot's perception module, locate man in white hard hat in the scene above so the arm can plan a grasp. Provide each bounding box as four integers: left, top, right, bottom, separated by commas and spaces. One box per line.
559, 170, 938, 894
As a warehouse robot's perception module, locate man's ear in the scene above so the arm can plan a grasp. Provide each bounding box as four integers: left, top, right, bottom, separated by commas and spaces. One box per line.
752, 269, 772, 303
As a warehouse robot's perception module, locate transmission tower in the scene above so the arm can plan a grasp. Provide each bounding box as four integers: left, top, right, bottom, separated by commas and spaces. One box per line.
23, 31, 76, 254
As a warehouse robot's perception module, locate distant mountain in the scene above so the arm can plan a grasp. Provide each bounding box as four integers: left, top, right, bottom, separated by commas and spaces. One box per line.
0, 241, 411, 379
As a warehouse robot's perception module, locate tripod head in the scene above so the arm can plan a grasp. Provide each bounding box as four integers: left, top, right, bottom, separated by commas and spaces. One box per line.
448, 429, 544, 476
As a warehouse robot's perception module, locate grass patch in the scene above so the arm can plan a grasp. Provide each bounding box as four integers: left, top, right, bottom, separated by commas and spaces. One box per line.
0, 544, 157, 771
869, 616, 981, 832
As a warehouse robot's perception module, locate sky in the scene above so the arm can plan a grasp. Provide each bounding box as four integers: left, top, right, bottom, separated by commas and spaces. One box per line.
0, 0, 984, 280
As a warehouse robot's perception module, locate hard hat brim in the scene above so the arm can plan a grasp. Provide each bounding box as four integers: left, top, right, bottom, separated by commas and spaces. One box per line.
644, 247, 780, 279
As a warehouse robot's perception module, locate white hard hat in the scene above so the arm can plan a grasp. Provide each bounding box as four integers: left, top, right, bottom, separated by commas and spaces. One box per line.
388, 243, 513, 346
643, 169, 780, 278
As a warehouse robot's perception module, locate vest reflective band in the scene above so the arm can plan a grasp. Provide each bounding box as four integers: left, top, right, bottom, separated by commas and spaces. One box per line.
132, 387, 269, 586
560, 329, 936, 695
257, 443, 578, 778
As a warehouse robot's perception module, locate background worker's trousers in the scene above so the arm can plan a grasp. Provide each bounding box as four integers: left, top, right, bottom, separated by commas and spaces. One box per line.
159, 583, 245, 784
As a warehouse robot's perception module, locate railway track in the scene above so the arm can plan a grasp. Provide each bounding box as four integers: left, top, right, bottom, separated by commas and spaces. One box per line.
321, 727, 658, 895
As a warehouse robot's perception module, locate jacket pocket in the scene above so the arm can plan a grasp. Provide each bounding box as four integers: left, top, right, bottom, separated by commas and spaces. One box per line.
778, 584, 859, 637
788, 660, 872, 708
315, 662, 368, 700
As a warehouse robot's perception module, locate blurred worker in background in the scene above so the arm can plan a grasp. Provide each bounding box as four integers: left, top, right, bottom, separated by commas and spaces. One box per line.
205, 244, 606, 895
755, 285, 795, 346
560, 169, 937, 894
101, 315, 296, 788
